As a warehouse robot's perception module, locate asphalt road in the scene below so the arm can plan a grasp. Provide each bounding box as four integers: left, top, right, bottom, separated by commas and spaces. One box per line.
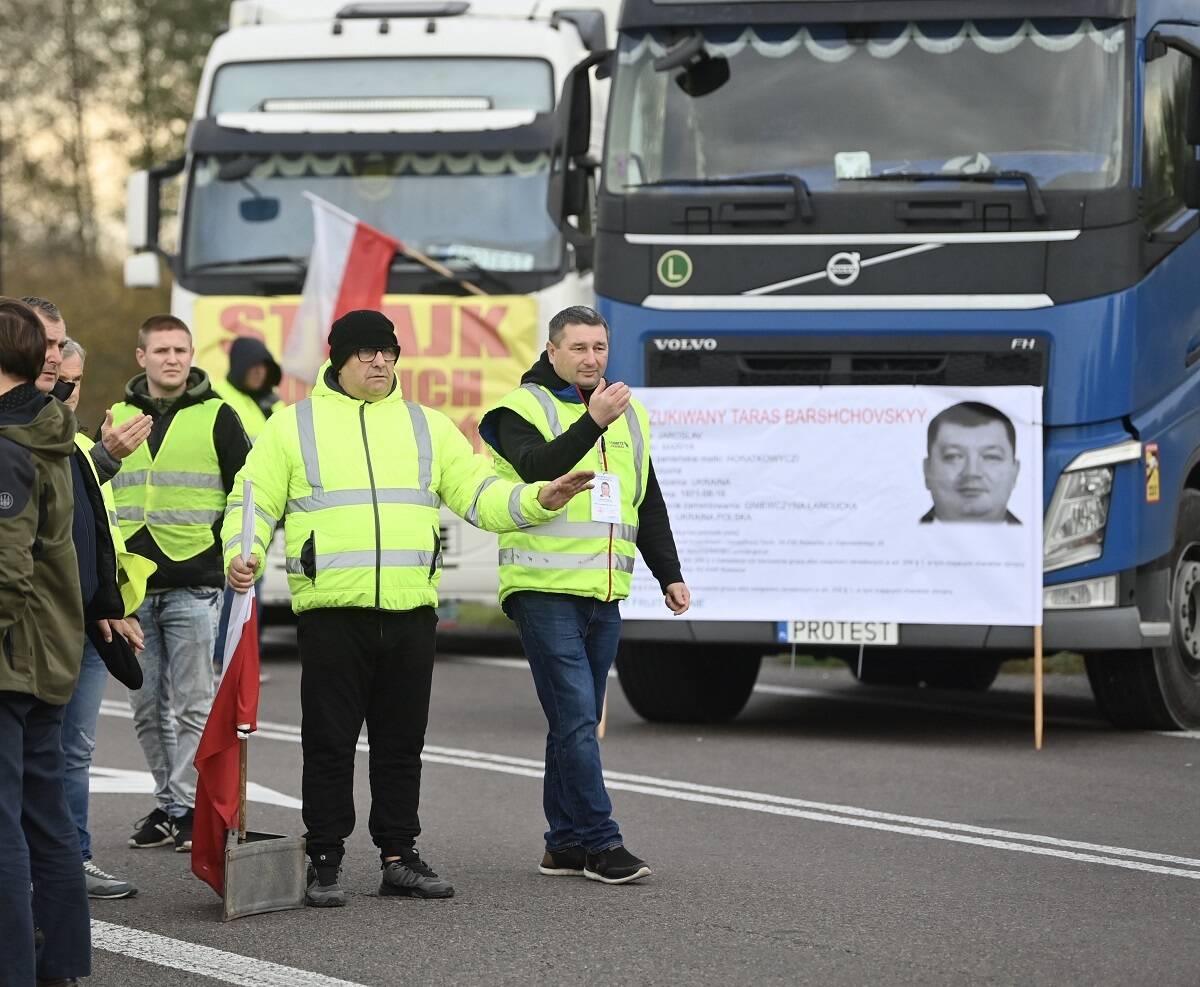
76, 632, 1200, 986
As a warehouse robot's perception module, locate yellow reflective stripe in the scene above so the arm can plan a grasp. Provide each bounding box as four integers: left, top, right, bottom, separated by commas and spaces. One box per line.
111, 470, 148, 489
148, 470, 223, 489
508, 484, 537, 528
295, 399, 322, 488
286, 549, 441, 573
404, 402, 433, 490
498, 548, 635, 572
623, 405, 645, 504
116, 506, 144, 521
107, 510, 119, 526
286, 488, 440, 513
146, 508, 223, 524
465, 476, 500, 527
224, 534, 268, 557
523, 384, 562, 436
534, 514, 639, 543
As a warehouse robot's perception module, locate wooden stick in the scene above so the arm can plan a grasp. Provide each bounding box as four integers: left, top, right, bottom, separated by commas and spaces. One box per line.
238, 737, 248, 843
1034, 625, 1044, 751
401, 245, 487, 297
597, 694, 608, 740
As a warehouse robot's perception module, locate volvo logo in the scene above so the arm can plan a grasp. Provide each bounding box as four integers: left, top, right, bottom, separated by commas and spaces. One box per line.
652, 338, 718, 352
826, 251, 862, 287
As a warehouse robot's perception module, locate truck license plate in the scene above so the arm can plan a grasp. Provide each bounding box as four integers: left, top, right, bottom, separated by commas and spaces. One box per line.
779, 621, 899, 646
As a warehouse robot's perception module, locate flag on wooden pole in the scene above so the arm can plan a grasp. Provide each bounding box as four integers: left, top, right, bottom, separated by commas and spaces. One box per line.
192, 482, 262, 896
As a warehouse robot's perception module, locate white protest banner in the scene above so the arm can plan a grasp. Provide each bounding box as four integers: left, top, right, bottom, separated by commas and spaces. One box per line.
623, 385, 1042, 627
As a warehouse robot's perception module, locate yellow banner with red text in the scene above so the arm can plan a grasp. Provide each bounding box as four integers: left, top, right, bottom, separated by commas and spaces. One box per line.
192, 295, 540, 451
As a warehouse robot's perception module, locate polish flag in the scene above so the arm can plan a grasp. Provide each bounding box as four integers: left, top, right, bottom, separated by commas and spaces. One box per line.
192, 483, 262, 897
281, 193, 400, 383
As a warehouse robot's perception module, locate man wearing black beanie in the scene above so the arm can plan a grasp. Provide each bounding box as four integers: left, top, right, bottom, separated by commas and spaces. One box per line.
221, 309, 595, 908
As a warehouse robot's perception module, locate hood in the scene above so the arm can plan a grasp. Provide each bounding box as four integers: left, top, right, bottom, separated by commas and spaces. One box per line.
520, 351, 589, 404
124, 368, 215, 411
0, 385, 77, 458
227, 336, 282, 395
312, 360, 402, 404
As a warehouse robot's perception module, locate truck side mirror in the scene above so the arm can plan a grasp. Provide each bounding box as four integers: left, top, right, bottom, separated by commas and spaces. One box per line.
124, 157, 184, 283
548, 50, 611, 250
552, 8, 607, 52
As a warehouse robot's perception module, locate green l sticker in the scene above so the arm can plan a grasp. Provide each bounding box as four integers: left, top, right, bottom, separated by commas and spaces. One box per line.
657, 250, 693, 288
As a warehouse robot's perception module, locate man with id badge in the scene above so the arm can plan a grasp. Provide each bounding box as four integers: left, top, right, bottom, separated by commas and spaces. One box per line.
480, 305, 690, 886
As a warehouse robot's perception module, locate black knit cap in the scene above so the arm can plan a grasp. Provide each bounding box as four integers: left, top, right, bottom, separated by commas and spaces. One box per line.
328, 309, 398, 370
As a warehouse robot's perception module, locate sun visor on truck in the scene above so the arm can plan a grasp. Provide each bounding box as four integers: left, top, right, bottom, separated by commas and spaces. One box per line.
617, 0, 1134, 30
187, 113, 557, 156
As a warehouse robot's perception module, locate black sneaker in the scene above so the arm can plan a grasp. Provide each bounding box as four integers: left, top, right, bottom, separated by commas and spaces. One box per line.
583, 845, 652, 885
305, 864, 347, 908
128, 807, 175, 849
379, 849, 455, 899
539, 845, 586, 877
173, 809, 194, 852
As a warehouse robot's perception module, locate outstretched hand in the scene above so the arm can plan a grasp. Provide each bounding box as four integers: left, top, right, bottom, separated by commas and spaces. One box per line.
101, 408, 153, 460
537, 470, 595, 511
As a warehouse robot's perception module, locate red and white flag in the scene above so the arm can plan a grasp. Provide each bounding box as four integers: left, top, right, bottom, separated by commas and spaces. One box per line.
282, 193, 400, 383
192, 482, 262, 897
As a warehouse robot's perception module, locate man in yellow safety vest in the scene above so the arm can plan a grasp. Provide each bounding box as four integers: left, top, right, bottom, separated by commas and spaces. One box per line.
111, 314, 250, 856
222, 309, 593, 909
479, 305, 690, 885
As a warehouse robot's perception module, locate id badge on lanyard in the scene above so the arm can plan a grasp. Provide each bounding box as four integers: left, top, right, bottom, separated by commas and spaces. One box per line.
591, 436, 621, 524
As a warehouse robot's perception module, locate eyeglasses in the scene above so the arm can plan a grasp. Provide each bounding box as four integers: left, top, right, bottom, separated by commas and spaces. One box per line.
356, 346, 401, 363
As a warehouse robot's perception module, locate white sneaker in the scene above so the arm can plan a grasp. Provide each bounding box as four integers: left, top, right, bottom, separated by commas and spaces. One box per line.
83, 859, 137, 899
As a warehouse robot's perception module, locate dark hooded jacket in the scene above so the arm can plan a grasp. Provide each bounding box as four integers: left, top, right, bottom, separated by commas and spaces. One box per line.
479, 352, 682, 592
222, 337, 282, 409
118, 368, 250, 589
0, 384, 84, 703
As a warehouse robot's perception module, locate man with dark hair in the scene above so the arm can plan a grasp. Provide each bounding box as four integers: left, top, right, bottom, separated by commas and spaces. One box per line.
222, 309, 593, 908
0, 296, 91, 985
479, 305, 689, 886
921, 401, 1022, 524
112, 314, 250, 854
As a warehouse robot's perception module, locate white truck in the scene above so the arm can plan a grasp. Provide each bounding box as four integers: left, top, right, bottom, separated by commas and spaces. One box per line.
126, 0, 615, 624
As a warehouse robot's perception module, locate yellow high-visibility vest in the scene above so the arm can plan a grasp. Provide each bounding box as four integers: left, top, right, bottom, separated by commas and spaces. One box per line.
74, 434, 156, 616
221, 362, 560, 614
109, 400, 226, 562
485, 383, 649, 604
212, 378, 283, 443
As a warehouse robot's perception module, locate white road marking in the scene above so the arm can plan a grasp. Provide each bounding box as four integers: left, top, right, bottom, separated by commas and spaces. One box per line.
91, 920, 368, 987
89, 766, 302, 809
97, 701, 1200, 881
1156, 730, 1200, 741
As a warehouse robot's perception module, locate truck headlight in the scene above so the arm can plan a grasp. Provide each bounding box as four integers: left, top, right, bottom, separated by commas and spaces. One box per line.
1043, 466, 1114, 572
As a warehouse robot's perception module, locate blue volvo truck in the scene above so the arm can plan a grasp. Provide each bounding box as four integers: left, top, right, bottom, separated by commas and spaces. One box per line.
548, 0, 1200, 728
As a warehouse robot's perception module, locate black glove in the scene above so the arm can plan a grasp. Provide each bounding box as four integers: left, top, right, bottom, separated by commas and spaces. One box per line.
85, 622, 143, 690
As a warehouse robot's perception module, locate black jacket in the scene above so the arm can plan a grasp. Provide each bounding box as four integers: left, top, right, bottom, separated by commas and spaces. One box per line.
116, 369, 250, 589
479, 352, 683, 592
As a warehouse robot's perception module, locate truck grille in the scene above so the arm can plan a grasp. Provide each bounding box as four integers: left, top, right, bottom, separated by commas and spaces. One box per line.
645, 335, 1046, 388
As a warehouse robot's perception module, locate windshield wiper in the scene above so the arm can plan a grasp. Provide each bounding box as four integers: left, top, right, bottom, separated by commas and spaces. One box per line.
187, 256, 306, 274
845, 170, 1047, 220
434, 256, 516, 295
626, 172, 814, 222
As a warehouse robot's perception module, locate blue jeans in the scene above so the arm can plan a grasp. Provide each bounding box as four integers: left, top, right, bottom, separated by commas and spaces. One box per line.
61, 640, 107, 860
128, 588, 219, 816
0, 692, 91, 985
505, 592, 623, 853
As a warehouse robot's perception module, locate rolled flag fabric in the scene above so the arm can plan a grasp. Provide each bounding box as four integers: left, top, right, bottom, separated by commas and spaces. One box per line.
282, 193, 400, 383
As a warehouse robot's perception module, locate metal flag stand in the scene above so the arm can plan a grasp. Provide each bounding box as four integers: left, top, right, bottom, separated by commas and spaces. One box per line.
221, 480, 307, 921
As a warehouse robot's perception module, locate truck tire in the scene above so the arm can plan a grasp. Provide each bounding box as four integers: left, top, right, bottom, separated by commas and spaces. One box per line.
615, 641, 762, 723
851, 651, 1001, 691
1085, 490, 1200, 729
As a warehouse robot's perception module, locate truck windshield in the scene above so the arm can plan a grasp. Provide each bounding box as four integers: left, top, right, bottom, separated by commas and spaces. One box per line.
210, 57, 554, 113
183, 151, 563, 273
605, 19, 1128, 194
